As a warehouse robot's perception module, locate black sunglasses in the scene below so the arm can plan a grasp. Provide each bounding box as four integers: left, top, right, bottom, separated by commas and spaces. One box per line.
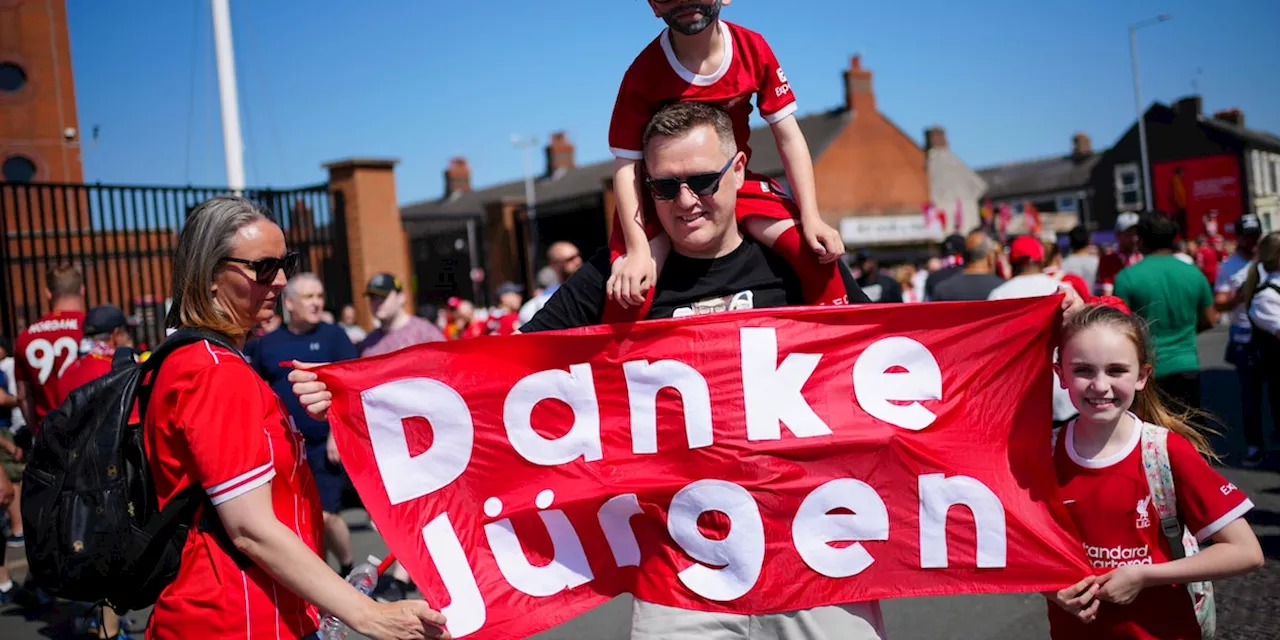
220, 252, 300, 285
645, 156, 736, 201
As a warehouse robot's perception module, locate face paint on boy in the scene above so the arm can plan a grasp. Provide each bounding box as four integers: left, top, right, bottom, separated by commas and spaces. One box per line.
660, 0, 723, 36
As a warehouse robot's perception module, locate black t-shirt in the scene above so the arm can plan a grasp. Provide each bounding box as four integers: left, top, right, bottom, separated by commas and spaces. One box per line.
520, 237, 869, 332
932, 272, 1006, 302
924, 264, 962, 301
857, 272, 903, 303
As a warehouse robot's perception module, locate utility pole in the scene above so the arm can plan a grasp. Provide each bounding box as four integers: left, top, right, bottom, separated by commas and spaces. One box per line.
211, 0, 246, 193
512, 134, 539, 286
1129, 14, 1172, 212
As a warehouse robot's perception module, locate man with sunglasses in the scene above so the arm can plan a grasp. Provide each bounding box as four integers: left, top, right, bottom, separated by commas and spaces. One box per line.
521, 102, 879, 639
524, 101, 867, 332
519, 241, 585, 325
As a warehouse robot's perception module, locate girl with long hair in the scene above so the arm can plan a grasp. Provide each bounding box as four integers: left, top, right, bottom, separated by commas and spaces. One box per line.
1044, 304, 1263, 638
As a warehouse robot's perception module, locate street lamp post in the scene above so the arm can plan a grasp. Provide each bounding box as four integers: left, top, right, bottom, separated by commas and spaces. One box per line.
512, 134, 539, 287
1129, 14, 1172, 212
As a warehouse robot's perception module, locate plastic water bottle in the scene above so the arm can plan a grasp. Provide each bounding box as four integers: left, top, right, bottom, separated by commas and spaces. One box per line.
318, 556, 381, 640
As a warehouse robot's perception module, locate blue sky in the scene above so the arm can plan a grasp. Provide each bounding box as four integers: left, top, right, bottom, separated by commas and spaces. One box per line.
67, 0, 1279, 205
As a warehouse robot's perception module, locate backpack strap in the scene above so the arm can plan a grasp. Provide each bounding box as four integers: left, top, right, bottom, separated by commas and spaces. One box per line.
1140, 422, 1186, 560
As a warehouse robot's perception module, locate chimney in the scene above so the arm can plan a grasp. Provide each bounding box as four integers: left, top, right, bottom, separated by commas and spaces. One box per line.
843, 54, 875, 115
924, 126, 948, 151
545, 131, 575, 177
1213, 107, 1244, 127
1174, 95, 1203, 118
444, 157, 471, 198
1071, 132, 1092, 159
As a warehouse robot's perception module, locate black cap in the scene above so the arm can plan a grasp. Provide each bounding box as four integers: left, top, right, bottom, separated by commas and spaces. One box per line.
942, 234, 966, 256
365, 273, 403, 297
1237, 214, 1262, 237
84, 304, 133, 335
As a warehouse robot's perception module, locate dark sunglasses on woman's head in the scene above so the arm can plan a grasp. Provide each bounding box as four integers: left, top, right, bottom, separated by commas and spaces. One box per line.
645, 156, 736, 201
220, 251, 300, 285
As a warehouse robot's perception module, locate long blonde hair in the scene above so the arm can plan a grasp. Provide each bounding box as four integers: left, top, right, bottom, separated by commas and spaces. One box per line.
1061, 304, 1220, 461
1240, 232, 1280, 304
165, 196, 272, 338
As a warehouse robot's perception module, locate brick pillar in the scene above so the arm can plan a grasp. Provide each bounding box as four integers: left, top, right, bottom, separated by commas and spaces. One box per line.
323, 158, 411, 329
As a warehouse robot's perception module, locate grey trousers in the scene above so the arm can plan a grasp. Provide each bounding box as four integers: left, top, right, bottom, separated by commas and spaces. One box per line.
630, 599, 886, 640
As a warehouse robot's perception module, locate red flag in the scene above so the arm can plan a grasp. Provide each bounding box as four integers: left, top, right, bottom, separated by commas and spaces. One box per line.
317, 300, 1091, 640
954, 199, 965, 233
998, 203, 1013, 237
1025, 201, 1042, 235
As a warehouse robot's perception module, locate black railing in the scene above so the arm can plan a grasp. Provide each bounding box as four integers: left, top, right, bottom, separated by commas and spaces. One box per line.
0, 182, 351, 349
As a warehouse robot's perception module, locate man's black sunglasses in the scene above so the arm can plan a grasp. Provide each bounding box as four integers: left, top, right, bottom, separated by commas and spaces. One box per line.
645, 156, 735, 201
220, 252, 300, 285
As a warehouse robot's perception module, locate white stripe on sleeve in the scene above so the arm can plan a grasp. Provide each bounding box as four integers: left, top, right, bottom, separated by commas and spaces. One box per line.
762, 102, 798, 124
1194, 498, 1254, 542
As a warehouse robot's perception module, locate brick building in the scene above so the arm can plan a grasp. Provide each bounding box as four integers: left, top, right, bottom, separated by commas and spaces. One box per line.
401, 55, 977, 301
0, 0, 82, 185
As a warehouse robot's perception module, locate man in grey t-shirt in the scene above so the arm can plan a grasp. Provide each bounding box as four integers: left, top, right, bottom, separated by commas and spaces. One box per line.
1059, 225, 1099, 295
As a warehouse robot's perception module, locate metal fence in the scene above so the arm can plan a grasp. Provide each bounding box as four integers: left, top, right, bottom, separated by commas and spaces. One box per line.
0, 181, 351, 348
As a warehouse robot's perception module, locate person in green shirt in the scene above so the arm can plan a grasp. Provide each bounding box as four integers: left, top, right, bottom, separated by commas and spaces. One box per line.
1114, 211, 1219, 411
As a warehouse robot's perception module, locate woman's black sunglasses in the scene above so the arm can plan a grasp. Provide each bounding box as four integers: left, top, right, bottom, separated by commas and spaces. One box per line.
220, 251, 300, 285
645, 156, 735, 201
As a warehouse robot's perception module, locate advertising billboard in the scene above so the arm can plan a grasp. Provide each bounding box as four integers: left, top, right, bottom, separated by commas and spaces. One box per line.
1152, 154, 1243, 239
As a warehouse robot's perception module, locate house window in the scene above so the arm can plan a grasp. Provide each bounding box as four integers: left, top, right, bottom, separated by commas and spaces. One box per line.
1114, 163, 1142, 210
1056, 196, 1078, 213
1271, 156, 1280, 196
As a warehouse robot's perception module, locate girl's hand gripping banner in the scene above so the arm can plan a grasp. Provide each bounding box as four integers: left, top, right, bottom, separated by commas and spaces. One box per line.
315, 297, 1090, 639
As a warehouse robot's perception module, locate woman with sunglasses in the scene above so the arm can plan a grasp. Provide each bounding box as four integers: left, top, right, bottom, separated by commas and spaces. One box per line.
145, 196, 449, 640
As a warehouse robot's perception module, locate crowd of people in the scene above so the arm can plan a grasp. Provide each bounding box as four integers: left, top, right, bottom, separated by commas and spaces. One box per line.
0, 1, 1275, 639
846, 209, 1280, 469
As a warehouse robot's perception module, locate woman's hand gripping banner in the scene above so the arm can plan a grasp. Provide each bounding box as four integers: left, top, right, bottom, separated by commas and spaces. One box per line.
315, 297, 1090, 639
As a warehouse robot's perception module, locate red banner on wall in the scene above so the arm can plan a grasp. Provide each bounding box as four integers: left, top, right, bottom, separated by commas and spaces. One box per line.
316, 298, 1091, 639
1153, 154, 1243, 239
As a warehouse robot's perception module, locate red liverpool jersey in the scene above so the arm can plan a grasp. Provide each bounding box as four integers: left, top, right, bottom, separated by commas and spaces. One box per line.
1050, 418, 1253, 639
608, 21, 797, 164
14, 310, 85, 430
144, 339, 322, 639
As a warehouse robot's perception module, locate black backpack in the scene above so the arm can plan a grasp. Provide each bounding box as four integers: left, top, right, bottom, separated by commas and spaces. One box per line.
21, 327, 247, 613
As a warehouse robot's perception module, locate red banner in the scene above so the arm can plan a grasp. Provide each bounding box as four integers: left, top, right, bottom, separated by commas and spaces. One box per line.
1153, 154, 1243, 239
316, 298, 1090, 639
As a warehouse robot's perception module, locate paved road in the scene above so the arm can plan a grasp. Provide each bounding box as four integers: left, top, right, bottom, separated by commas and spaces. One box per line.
2, 327, 1277, 639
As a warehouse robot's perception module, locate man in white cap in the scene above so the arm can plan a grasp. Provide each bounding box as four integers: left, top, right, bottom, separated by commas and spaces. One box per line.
1096, 211, 1143, 296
